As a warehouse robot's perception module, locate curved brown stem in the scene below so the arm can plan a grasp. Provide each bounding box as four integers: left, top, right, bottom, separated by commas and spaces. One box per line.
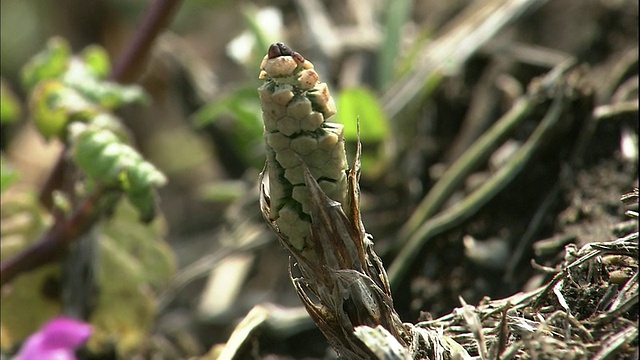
1, 187, 117, 287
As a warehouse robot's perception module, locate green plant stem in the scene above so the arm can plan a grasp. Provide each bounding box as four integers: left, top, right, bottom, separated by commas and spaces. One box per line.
388, 90, 566, 290
1, 187, 118, 286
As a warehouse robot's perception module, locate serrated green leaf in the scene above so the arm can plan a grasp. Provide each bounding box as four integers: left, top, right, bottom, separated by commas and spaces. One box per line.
73, 128, 162, 188
68, 77, 147, 109
124, 162, 167, 221
73, 127, 166, 221
73, 128, 118, 180
23, 37, 145, 133
93, 142, 138, 182
1, 155, 19, 193
63, 59, 146, 109
73, 128, 119, 171
126, 161, 167, 191
1, 79, 22, 124
30, 80, 98, 140
90, 113, 132, 141
74, 129, 122, 180
21, 37, 72, 91
80, 45, 111, 78
335, 87, 389, 142
95, 83, 147, 108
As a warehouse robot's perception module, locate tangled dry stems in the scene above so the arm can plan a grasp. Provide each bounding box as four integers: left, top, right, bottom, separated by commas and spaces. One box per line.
419, 191, 638, 359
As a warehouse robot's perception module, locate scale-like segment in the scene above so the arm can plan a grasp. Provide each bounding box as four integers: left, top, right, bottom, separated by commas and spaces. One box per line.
260, 43, 348, 254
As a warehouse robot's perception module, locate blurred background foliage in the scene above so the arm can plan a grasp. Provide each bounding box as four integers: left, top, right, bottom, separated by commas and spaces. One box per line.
1, 0, 637, 358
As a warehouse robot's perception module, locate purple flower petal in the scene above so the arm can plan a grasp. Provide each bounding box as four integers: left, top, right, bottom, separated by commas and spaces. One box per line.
40, 317, 93, 349
15, 317, 92, 360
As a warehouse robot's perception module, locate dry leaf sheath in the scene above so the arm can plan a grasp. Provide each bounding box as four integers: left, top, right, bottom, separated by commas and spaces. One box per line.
259, 43, 470, 359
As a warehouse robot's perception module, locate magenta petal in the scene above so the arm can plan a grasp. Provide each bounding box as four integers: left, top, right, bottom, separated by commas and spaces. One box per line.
18, 347, 76, 360
40, 317, 93, 348
16, 317, 92, 360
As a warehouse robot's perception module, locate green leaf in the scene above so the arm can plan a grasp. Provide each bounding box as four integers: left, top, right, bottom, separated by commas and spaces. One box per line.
126, 161, 167, 192
335, 87, 389, 142
30, 80, 97, 140
73, 128, 119, 177
125, 162, 167, 222
63, 60, 146, 109
1, 79, 22, 124
96, 143, 140, 182
73, 128, 131, 183
21, 37, 71, 91
91, 199, 175, 355
1, 155, 19, 193
90, 113, 132, 141
22, 38, 145, 140
66, 76, 147, 109
73, 127, 166, 221
80, 45, 111, 78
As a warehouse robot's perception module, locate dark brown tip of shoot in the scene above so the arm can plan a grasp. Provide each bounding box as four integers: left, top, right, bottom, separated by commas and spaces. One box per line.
268, 43, 289, 59
268, 42, 306, 64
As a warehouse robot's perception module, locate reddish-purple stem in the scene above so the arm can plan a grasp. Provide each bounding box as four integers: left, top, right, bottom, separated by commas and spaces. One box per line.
1, 188, 109, 287
110, 0, 184, 83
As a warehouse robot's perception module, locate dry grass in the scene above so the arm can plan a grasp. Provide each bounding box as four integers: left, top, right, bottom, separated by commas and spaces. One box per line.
420, 190, 638, 359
